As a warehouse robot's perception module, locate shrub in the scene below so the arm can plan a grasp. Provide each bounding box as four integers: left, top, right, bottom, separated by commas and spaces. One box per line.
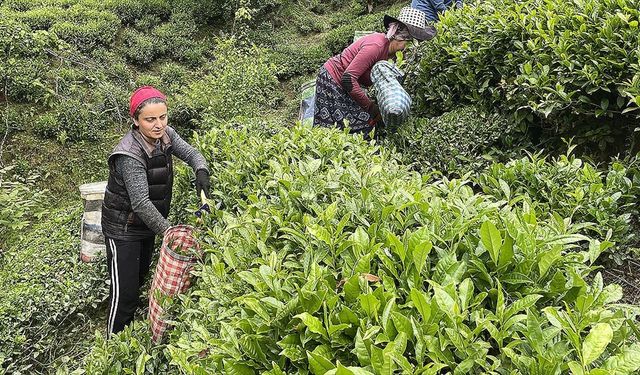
50, 17, 119, 51
323, 3, 404, 54
0, 166, 47, 244
409, 0, 640, 149
32, 111, 60, 138
476, 150, 640, 264
278, 4, 329, 35
15, 6, 65, 29
158, 62, 191, 92
119, 27, 162, 65
0, 17, 59, 103
269, 43, 330, 79
85, 123, 640, 374
0, 206, 108, 373
152, 13, 208, 66
41, 99, 104, 142
178, 38, 279, 124
385, 105, 519, 175
324, 12, 383, 55
0, 105, 36, 133
169, 0, 230, 24
3, 0, 78, 12
104, 0, 171, 25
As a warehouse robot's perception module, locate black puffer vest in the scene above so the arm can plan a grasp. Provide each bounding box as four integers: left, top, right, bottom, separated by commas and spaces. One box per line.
101, 129, 173, 240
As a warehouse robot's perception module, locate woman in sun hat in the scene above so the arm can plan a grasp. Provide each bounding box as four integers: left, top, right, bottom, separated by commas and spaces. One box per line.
101, 86, 210, 335
313, 6, 435, 135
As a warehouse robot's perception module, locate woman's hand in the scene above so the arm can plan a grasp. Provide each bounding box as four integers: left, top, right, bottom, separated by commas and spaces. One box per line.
195, 169, 211, 199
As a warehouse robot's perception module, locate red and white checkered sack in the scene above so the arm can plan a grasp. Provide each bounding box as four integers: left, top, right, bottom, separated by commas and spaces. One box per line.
149, 225, 202, 343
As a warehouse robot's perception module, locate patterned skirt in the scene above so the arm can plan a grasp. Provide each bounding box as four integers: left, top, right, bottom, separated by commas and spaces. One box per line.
313, 67, 373, 134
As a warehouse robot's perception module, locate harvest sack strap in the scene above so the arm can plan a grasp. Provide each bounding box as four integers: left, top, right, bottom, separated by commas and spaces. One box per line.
370, 61, 411, 127
148, 225, 202, 343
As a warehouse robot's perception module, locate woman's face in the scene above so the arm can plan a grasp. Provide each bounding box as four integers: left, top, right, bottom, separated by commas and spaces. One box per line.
134, 102, 168, 141
389, 39, 409, 54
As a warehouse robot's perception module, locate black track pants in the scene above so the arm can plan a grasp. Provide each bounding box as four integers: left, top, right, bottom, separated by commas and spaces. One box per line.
105, 236, 155, 335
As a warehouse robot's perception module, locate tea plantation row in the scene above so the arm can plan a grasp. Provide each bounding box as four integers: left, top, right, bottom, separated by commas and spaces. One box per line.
408, 0, 640, 154
84, 122, 640, 374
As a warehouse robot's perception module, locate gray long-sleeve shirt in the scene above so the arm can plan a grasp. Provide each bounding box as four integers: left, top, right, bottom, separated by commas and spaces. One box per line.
113, 127, 208, 235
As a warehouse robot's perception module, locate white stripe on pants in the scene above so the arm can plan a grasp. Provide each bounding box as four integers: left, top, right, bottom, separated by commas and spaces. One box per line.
108, 238, 120, 335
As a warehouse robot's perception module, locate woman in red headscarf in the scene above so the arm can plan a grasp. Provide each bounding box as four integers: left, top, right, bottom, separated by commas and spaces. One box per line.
101, 86, 210, 335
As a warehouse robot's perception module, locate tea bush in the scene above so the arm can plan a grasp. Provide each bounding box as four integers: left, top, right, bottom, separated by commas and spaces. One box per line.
48, 7, 121, 50
120, 28, 161, 65
13, 6, 65, 29
152, 13, 209, 66
324, 11, 384, 55
40, 99, 105, 142
269, 43, 330, 79
476, 149, 640, 264
178, 39, 280, 125
3, 0, 78, 12
0, 105, 36, 133
0, 166, 48, 244
0, 17, 59, 103
104, 0, 171, 25
410, 0, 640, 146
323, 2, 404, 54
0, 206, 108, 373
278, 4, 328, 35
85, 123, 640, 374
385, 105, 519, 175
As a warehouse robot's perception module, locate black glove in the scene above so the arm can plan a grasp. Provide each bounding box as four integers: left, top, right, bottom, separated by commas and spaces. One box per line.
367, 103, 382, 126
195, 169, 210, 199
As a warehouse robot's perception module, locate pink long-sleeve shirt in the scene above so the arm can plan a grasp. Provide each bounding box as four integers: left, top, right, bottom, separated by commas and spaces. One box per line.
324, 33, 390, 111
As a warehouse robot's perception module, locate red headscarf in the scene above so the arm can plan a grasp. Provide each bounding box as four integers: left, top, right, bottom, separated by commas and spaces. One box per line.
129, 86, 167, 118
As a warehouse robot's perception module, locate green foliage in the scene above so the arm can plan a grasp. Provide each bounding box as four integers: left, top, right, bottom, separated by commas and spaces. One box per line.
104, 0, 171, 25
86, 123, 640, 374
386, 105, 519, 175
279, 4, 329, 35
84, 324, 170, 374
0, 16, 59, 103
13, 6, 65, 29
48, 6, 121, 50
0, 105, 36, 133
121, 13, 205, 66
178, 38, 280, 125
152, 13, 209, 66
32, 99, 104, 142
119, 27, 161, 65
410, 0, 640, 149
0, 206, 108, 373
269, 43, 330, 79
324, 11, 384, 55
169, 0, 230, 24
0, 166, 47, 243
476, 149, 640, 264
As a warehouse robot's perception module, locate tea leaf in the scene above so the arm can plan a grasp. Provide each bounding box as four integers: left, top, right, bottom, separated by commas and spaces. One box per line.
480, 220, 502, 266
582, 323, 613, 366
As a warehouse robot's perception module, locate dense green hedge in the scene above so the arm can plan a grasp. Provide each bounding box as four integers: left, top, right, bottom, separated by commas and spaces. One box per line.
269, 43, 330, 79
84, 123, 640, 374
385, 105, 518, 175
0, 206, 108, 373
0, 16, 59, 104
324, 4, 406, 55
476, 151, 640, 264
409, 0, 640, 147
176, 39, 280, 126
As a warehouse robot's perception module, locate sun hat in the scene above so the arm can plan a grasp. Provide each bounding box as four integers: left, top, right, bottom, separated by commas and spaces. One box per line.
384, 6, 437, 42
129, 86, 167, 118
